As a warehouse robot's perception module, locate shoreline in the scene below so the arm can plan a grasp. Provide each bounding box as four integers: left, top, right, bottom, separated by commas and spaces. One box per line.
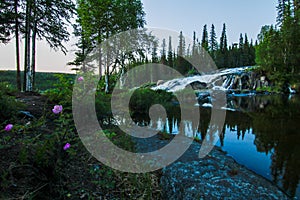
133, 134, 291, 199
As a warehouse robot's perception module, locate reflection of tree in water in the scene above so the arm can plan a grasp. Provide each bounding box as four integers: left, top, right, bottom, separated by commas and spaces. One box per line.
250, 95, 300, 197
201, 95, 300, 197
224, 111, 252, 141
227, 95, 271, 112
130, 93, 300, 197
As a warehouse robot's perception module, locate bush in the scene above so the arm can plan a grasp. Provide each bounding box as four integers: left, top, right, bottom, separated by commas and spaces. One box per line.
0, 82, 24, 123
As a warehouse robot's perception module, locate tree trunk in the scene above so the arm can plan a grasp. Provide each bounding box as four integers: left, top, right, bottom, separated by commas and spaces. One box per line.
104, 53, 109, 93
14, 0, 21, 91
81, 35, 86, 71
98, 46, 102, 78
105, 73, 109, 93
31, 21, 37, 91
23, 0, 31, 91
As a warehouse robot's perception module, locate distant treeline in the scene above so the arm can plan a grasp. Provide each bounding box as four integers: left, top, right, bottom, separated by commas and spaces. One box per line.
152, 24, 256, 75
0, 70, 75, 91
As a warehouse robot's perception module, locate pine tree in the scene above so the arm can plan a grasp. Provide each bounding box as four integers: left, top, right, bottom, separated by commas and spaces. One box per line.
243, 34, 250, 65
167, 36, 173, 68
192, 31, 197, 57
201, 24, 209, 51
238, 33, 244, 66
160, 38, 167, 65
220, 23, 228, 52
277, 0, 290, 26
217, 23, 228, 68
151, 41, 158, 63
176, 31, 190, 74
0, 0, 14, 43
249, 39, 256, 66
209, 24, 217, 59
178, 31, 185, 57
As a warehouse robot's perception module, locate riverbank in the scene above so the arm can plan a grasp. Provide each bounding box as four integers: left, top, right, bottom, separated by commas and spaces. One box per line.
0, 89, 294, 199
134, 134, 290, 199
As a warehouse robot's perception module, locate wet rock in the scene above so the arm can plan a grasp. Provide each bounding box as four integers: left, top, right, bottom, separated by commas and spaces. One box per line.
157, 80, 165, 86
134, 135, 290, 199
190, 81, 207, 90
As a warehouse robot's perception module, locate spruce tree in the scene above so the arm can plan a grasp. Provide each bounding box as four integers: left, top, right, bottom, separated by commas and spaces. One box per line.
220, 23, 228, 52
192, 31, 197, 57
201, 24, 209, 51
209, 24, 217, 59
178, 31, 185, 57
151, 42, 158, 63
217, 23, 228, 68
238, 33, 244, 66
160, 38, 167, 65
167, 36, 173, 68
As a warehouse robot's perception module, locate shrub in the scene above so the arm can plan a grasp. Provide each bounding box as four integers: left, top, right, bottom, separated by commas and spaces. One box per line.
0, 82, 24, 123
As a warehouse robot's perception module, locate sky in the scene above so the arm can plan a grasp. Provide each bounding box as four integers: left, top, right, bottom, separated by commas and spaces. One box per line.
0, 0, 277, 73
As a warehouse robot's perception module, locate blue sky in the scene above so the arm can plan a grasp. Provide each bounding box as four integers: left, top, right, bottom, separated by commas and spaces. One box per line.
0, 0, 277, 73
142, 0, 277, 44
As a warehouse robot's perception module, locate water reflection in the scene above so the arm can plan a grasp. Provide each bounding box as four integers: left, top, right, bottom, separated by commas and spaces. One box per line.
132, 95, 300, 198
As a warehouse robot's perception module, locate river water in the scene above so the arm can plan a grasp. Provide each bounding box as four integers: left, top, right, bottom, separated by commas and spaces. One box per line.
134, 94, 300, 198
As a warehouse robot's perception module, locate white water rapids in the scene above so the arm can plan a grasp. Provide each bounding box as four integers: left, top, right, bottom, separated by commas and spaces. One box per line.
152, 66, 252, 92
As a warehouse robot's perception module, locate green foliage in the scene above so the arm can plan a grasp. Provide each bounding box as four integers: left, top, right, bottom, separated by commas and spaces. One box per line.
158, 131, 171, 140
209, 24, 218, 57
256, 86, 280, 93
0, 70, 75, 91
256, 0, 300, 87
128, 88, 174, 115
73, 0, 146, 70
201, 24, 209, 51
0, 82, 24, 123
1, 67, 162, 199
0, 0, 14, 43
43, 74, 74, 107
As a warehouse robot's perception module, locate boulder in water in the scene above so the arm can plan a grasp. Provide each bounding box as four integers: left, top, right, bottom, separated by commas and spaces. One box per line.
189, 81, 207, 90
157, 80, 165, 86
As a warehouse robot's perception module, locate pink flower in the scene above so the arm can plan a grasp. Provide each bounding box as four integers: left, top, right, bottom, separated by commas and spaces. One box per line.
52, 105, 63, 114
77, 76, 84, 82
4, 124, 13, 131
63, 143, 71, 151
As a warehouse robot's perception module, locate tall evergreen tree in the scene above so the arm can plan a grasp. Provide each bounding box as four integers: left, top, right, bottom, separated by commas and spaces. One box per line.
192, 31, 197, 57
238, 33, 244, 66
14, 0, 21, 91
26, 0, 75, 91
277, 0, 290, 26
0, 0, 23, 90
167, 36, 173, 68
249, 39, 256, 66
201, 24, 209, 51
243, 33, 250, 66
160, 38, 167, 65
177, 31, 185, 57
0, 0, 14, 43
220, 23, 228, 52
176, 31, 190, 74
216, 23, 228, 68
209, 24, 217, 59
256, 26, 283, 73
151, 41, 158, 63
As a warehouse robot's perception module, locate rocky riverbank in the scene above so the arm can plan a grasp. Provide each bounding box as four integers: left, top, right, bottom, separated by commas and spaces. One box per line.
133, 134, 290, 199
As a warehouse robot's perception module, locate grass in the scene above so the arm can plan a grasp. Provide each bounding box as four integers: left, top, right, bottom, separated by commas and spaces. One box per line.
0, 70, 75, 91
0, 76, 163, 199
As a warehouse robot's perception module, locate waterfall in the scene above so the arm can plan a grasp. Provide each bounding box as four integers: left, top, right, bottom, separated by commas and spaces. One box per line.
152, 66, 253, 92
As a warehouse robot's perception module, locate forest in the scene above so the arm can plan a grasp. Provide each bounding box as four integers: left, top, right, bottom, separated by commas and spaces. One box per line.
0, 0, 299, 199
0, 0, 299, 93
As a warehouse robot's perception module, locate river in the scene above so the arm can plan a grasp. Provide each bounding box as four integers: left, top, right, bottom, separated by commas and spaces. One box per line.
134, 94, 300, 198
